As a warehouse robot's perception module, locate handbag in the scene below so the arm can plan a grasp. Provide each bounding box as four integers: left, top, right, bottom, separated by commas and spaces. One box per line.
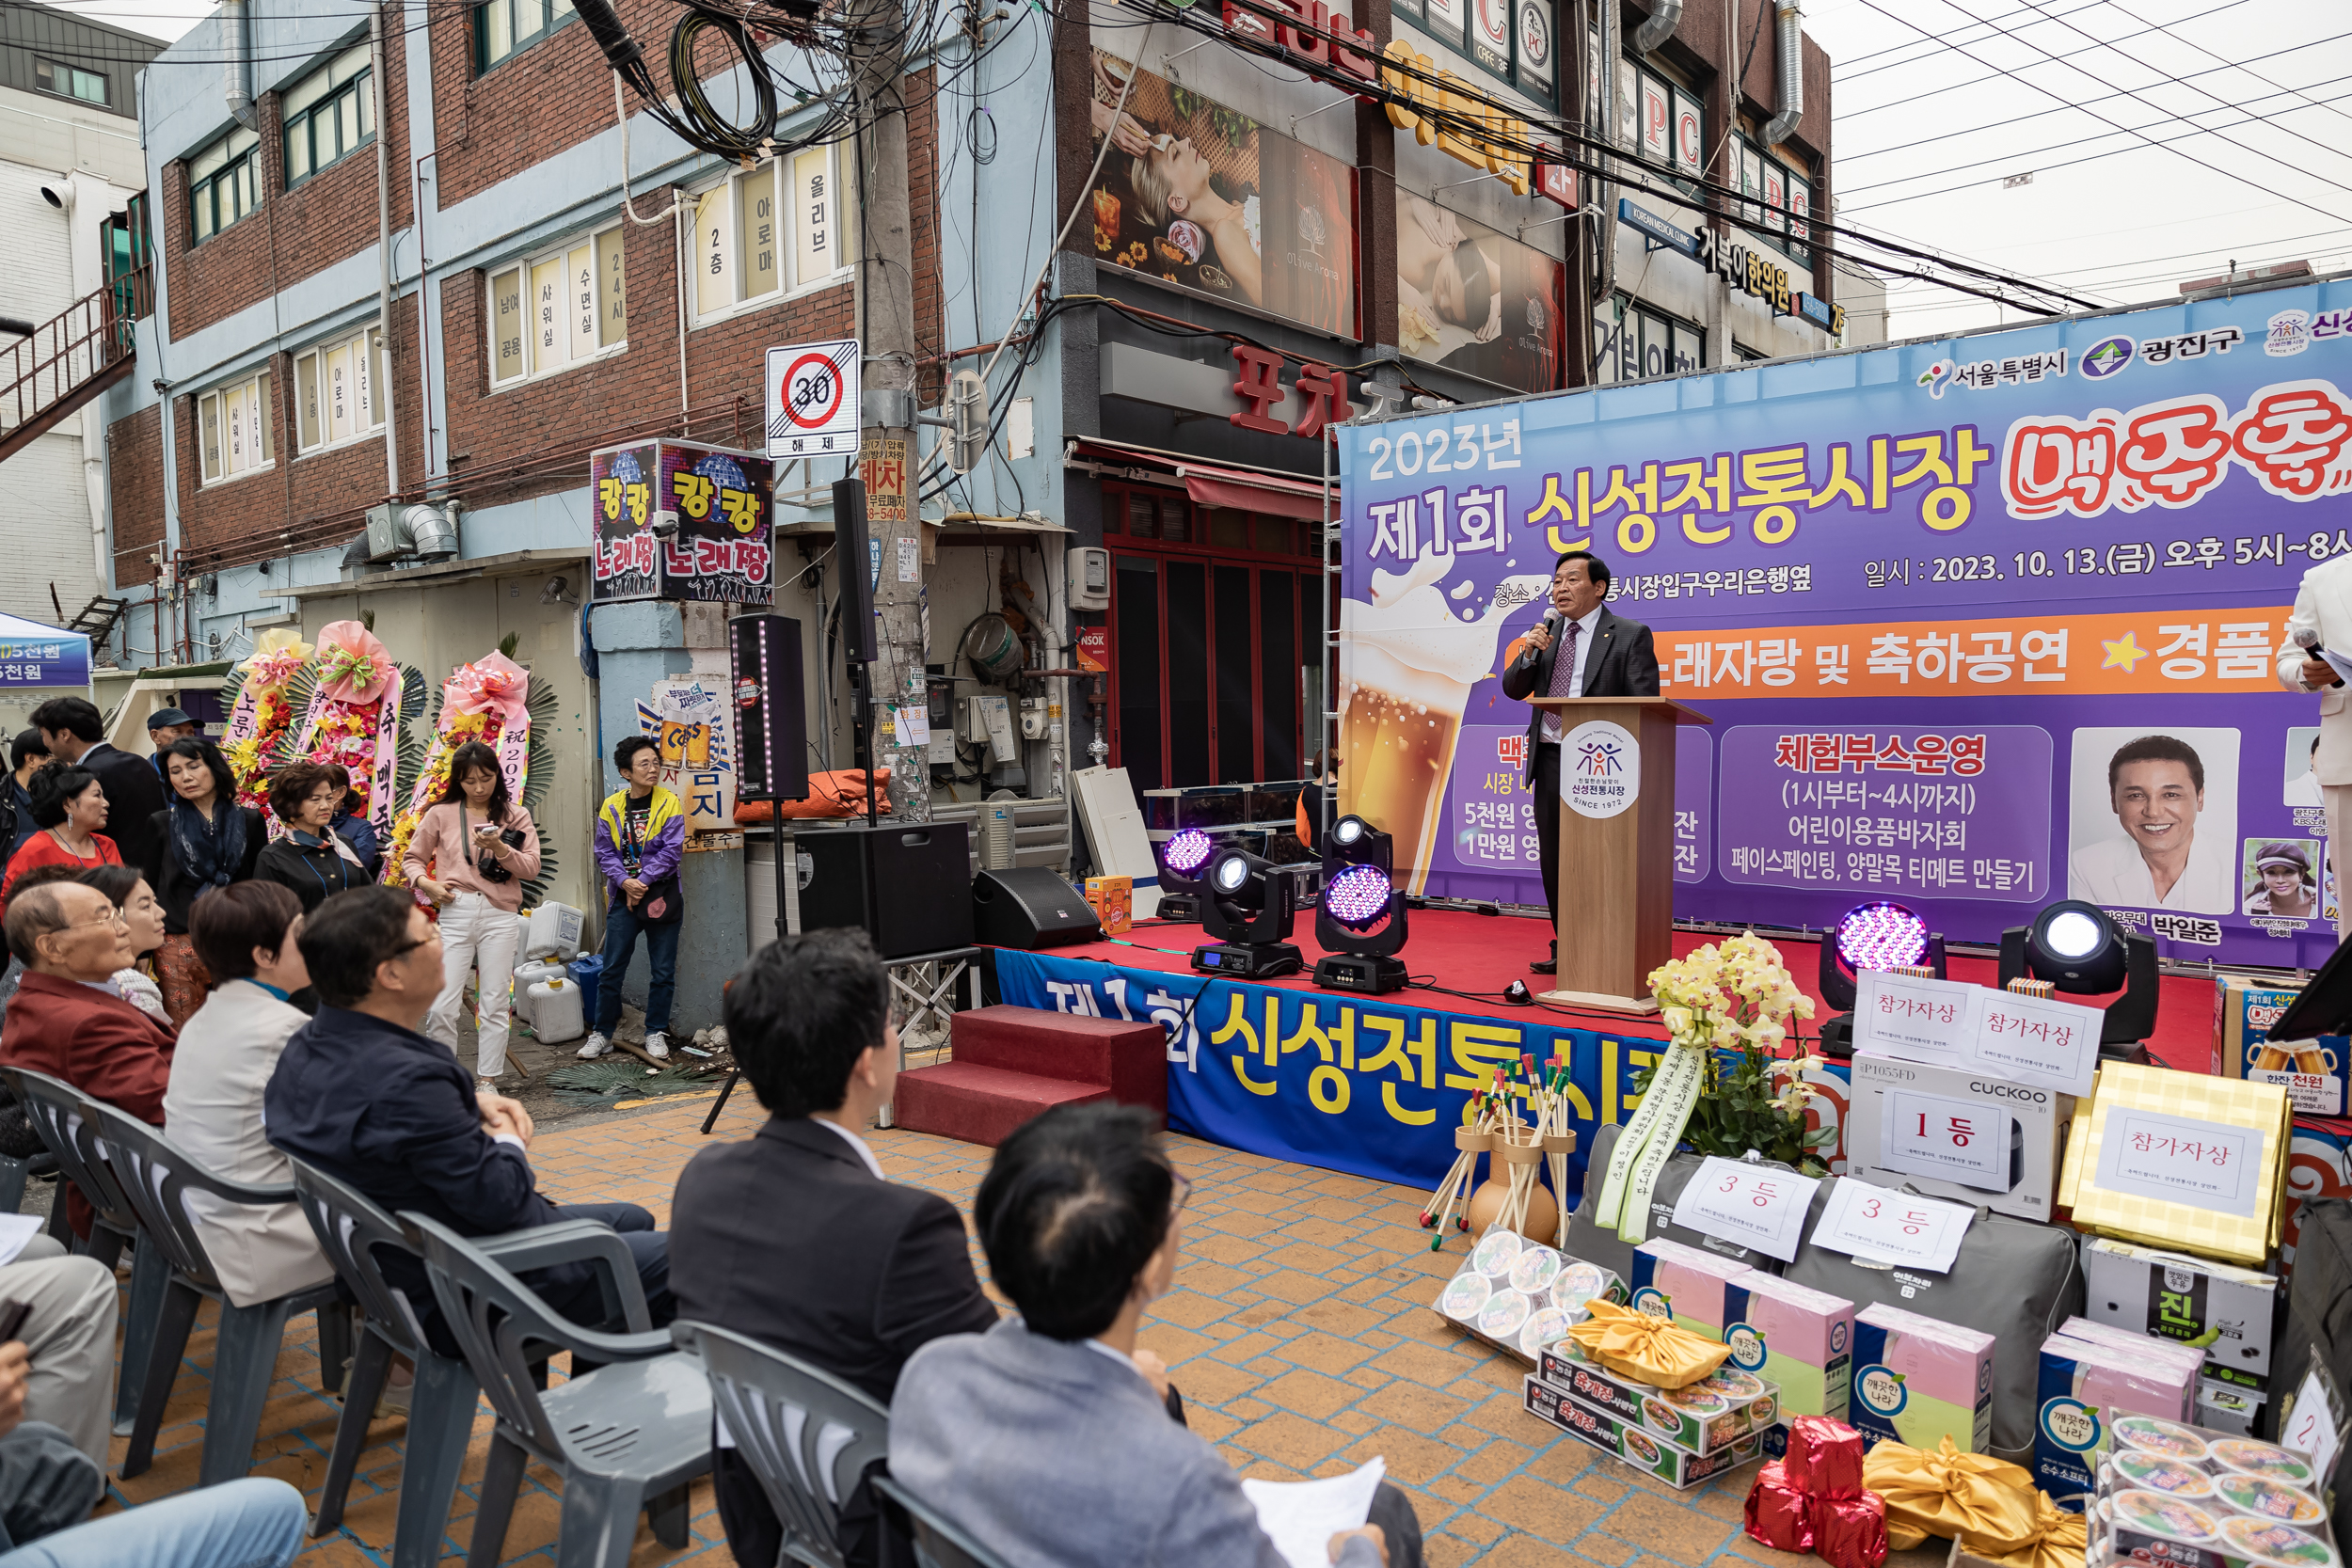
633, 872, 684, 924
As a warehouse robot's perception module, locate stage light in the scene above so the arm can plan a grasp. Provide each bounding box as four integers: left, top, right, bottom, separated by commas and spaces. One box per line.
1324, 814, 1392, 872
1154, 829, 1215, 921
1998, 900, 2155, 1053
1312, 863, 1409, 993
1819, 899, 1947, 1056
1192, 847, 1304, 979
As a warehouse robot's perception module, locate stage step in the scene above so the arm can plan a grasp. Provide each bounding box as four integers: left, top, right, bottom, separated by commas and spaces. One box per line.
948, 1005, 1168, 1115
891, 1061, 1113, 1147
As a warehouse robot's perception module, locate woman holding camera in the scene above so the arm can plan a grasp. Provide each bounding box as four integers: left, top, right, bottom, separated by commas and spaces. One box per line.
403, 741, 540, 1085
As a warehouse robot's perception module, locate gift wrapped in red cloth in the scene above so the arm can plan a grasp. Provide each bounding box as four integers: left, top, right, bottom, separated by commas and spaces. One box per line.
1742, 1418, 1887, 1568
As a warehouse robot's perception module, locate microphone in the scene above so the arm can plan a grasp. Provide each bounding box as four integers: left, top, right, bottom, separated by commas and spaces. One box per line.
2297, 627, 2327, 657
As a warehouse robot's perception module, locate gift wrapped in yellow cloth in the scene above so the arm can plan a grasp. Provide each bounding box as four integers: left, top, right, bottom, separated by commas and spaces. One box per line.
1562, 1299, 1732, 1389
1862, 1438, 2050, 1556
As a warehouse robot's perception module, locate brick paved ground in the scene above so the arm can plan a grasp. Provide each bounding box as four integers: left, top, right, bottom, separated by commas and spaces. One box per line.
90, 1087, 1941, 1568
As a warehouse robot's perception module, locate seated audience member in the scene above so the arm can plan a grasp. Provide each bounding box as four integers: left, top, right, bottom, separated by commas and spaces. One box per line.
0, 1243, 119, 1473
78, 865, 168, 1025
2, 768, 119, 911
264, 887, 672, 1338
892, 1103, 1423, 1568
0, 879, 174, 1238
0, 1475, 306, 1568
31, 696, 165, 875
164, 882, 336, 1310
254, 765, 373, 914
673, 930, 997, 1568
146, 737, 264, 1026
4, 730, 48, 869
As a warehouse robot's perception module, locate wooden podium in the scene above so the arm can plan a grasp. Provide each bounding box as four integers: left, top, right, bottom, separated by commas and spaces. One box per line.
1525, 696, 1712, 1013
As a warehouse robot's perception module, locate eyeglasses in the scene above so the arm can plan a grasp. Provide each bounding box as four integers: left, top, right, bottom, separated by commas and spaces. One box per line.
387, 930, 443, 961
57, 912, 127, 936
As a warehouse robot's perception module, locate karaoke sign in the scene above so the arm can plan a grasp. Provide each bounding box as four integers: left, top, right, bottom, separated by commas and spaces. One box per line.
1337, 277, 2352, 969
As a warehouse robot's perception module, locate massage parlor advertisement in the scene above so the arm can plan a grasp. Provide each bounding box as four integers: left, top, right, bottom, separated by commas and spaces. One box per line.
1336, 278, 2352, 969
1395, 193, 1565, 396
1086, 51, 1356, 338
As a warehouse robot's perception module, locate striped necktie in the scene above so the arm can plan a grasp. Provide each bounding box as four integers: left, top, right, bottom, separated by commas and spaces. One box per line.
1541, 620, 1581, 742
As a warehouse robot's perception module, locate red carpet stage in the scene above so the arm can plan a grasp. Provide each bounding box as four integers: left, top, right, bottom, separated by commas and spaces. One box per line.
1077, 907, 2220, 1062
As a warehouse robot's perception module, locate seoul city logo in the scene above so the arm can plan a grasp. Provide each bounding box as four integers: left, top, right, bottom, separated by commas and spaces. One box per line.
2081, 336, 2135, 380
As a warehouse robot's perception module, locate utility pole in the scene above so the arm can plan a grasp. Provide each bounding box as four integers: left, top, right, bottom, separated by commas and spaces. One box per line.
850, 0, 931, 823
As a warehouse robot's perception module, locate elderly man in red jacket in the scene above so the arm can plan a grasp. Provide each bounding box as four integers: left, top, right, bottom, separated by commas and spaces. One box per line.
0, 879, 174, 1236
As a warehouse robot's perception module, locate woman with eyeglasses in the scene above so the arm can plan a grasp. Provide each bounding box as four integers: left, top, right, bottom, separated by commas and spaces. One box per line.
144, 737, 265, 1026
1, 764, 120, 914
402, 741, 541, 1085
254, 763, 375, 915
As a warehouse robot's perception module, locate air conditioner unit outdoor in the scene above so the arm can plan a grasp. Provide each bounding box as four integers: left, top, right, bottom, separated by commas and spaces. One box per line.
362, 501, 463, 562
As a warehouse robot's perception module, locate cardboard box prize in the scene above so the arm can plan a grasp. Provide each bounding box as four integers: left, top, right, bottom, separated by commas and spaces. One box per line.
1535, 1341, 1781, 1456
1845, 1054, 2071, 1221
1522, 1375, 1764, 1489
1851, 1302, 1995, 1455
2215, 974, 2346, 1117
1723, 1271, 1856, 1421
1629, 1237, 1751, 1340
2059, 1064, 2291, 1268
2080, 1237, 2280, 1400
2032, 1329, 2199, 1499
1084, 875, 1133, 936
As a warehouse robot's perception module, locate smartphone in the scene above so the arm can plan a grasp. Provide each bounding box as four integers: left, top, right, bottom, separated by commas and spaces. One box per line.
0, 1300, 33, 1344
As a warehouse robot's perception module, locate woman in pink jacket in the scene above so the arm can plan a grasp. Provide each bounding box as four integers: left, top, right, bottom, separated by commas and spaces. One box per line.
401, 741, 541, 1083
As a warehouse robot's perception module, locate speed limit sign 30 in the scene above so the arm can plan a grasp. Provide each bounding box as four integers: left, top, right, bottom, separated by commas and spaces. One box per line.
765, 339, 862, 460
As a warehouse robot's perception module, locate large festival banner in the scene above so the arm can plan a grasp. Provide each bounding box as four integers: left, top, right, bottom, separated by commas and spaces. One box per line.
1337, 281, 2352, 969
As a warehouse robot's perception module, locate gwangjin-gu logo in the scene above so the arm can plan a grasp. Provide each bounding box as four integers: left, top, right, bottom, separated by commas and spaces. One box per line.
2081, 337, 2134, 380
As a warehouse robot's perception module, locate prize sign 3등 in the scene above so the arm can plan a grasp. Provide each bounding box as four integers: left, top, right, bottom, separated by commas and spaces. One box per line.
767, 339, 862, 461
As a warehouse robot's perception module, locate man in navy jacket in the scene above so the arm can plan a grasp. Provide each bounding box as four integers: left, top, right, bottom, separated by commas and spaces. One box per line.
265, 886, 672, 1338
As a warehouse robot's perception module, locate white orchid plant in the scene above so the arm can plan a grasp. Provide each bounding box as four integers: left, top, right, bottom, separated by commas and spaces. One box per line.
1639, 933, 1832, 1175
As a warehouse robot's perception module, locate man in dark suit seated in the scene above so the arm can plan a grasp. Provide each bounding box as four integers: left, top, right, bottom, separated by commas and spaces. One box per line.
264, 887, 672, 1338
671, 929, 998, 1568
0, 878, 175, 1238
890, 1102, 1422, 1567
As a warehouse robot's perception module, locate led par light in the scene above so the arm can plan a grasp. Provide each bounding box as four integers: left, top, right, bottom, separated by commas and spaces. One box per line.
1191, 847, 1304, 979
1998, 899, 2157, 1053
1153, 828, 1215, 922
1818, 899, 1947, 1057
1312, 862, 1409, 993
1324, 814, 1392, 872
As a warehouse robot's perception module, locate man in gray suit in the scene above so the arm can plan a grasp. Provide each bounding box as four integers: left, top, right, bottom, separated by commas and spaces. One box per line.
1499, 549, 1661, 974
890, 1103, 1422, 1567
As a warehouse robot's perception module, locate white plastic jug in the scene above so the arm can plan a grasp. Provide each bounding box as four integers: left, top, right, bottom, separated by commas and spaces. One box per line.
509, 958, 571, 1028
528, 976, 584, 1044
522, 902, 584, 960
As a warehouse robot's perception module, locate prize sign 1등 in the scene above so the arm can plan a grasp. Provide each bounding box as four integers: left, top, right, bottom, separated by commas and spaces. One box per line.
766, 339, 862, 461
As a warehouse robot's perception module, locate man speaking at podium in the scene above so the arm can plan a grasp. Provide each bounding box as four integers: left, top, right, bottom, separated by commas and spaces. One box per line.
1501, 550, 1660, 975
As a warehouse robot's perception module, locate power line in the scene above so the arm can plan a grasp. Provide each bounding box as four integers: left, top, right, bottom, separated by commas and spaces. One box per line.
1848, 0, 2352, 229
2101, 0, 2352, 135
1836, 0, 2259, 113
1831, 0, 2114, 81
1836, 29, 2351, 161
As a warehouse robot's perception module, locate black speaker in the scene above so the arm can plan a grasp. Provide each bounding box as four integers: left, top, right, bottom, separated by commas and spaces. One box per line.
832, 477, 878, 666
798, 822, 974, 958
729, 613, 810, 802
971, 868, 1104, 951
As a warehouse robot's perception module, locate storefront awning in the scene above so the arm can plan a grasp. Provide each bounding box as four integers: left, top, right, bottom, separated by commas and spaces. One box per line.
1065, 438, 1333, 521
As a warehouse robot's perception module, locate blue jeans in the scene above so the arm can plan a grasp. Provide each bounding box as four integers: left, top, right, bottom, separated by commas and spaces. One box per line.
0, 1477, 305, 1568
596, 898, 680, 1037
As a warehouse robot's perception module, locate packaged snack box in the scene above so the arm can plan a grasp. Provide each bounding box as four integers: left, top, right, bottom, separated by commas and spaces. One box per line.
2081, 1237, 2280, 1400
1723, 1270, 1855, 1421
2035, 1329, 2200, 1498
1523, 1374, 1762, 1489
1535, 1340, 1780, 1457
2214, 974, 2344, 1118
1851, 1301, 1994, 1455
1629, 1236, 1752, 1340
1084, 876, 1133, 936
2088, 1414, 2335, 1563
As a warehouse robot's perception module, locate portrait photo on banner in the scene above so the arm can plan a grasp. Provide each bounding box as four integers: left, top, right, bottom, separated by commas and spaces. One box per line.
2065, 725, 2241, 918
1085, 50, 1357, 337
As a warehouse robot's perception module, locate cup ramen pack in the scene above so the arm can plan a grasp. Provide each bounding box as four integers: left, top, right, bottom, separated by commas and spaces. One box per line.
1434, 1227, 1625, 1363
1535, 1341, 1782, 1457
2088, 1416, 2337, 1568
1522, 1372, 1767, 1489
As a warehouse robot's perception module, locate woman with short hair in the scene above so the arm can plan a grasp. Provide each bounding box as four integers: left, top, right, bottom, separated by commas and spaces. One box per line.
2, 764, 120, 911
79, 863, 170, 1024
255, 763, 374, 914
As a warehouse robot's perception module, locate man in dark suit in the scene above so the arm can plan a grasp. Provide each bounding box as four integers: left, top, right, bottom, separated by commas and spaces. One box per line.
30, 697, 167, 873
671, 930, 998, 1568
1499, 549, 1661, 974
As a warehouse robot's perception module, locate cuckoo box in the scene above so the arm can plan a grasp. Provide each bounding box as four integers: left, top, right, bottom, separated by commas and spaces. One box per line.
1851, 1302, 1995, 1455
1522, 1375, 1764, 1488
1723, 1272, 1855, 1421
2214, 975, 2345, 1117
1845, 1053, 2071, 1221
1629, 1237, 1752, 1340
2080, 1238, 2280, 1398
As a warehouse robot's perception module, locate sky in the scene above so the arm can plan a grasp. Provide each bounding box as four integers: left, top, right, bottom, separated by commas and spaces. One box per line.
44, 0, 2352, 346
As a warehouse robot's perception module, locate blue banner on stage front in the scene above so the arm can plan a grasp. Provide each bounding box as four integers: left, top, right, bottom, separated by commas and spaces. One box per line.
993, 948, 1677, 1193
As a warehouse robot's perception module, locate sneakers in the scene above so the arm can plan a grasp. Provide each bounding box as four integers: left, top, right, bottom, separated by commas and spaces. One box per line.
576, 1033, 613, 1059
644, 1032, 670, 1059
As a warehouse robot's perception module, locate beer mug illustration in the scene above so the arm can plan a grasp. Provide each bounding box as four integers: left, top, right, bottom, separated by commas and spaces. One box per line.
2293, 1044, 2338, 1077
2252, 1042, 2294, 1072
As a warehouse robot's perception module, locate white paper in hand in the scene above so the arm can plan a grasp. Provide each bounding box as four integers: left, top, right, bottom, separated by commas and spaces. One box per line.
1670, 1156, 1820, 1262
0, 1214, 39, 1269
1811, 1177, 1974, 1274
1242, 1457, 1385, 1568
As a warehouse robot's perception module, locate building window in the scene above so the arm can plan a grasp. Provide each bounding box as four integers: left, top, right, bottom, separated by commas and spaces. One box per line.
690, 145, 851, 325
294, 326, 386, 452
1596, 294, 1703, 384
189, 126, 262, 244
198, 370, 274, 484
34, 58, 108, 106
485, 224, 626, 388
1731, 131, 1812, 270
283, 43, 374, 188
475, 0, 576, 73
1619, 55, 1703, 188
